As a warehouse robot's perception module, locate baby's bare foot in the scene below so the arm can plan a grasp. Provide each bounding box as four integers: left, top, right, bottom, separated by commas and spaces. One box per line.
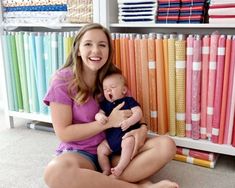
111, 166, 124, 177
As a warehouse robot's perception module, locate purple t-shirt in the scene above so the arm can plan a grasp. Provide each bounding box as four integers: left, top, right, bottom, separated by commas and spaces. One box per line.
43, 67, 105, 154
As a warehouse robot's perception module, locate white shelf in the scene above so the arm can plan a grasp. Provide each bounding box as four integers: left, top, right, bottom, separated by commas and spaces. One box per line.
148, 132, 235, 156
172, 136, 235, 156
9, 111, 51, 123
1, 23, 88, 30
110, 23, 235, 29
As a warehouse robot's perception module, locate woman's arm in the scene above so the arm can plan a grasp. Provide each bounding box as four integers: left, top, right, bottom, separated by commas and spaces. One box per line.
120, 106, 143, 131
50, 102, 132, 142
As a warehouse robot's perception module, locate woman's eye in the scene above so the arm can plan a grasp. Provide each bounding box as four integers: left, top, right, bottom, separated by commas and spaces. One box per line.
84, 43, 91, 46
99, 44, 107, 47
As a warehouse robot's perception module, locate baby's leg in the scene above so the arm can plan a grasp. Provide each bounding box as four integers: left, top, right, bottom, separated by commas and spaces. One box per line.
111, 136, 134, 177
97, 140, 112, 175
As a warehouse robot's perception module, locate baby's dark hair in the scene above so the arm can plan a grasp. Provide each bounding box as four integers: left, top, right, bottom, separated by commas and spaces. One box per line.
102, 71, 128, 87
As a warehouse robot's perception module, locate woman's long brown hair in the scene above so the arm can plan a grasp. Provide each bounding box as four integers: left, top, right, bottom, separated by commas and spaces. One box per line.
62, 23, 121, 104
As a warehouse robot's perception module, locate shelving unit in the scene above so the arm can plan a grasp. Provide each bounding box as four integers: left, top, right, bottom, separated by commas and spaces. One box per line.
106, 0, 235, 156
0, 0, 99, 127
1, 0, 235, 156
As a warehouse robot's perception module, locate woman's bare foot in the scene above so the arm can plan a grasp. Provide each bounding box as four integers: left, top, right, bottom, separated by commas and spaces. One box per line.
139, 180, 179, 188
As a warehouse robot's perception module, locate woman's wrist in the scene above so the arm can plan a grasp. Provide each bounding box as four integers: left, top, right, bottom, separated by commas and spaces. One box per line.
102, 120, 112, 130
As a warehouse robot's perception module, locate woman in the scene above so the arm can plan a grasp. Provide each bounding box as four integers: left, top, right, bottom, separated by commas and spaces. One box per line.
43, 23, 178, 188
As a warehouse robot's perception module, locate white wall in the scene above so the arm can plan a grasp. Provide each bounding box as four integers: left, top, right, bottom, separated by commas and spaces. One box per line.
0, 82, 3, 110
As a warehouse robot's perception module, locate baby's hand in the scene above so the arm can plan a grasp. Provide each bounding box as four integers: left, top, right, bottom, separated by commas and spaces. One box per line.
120, 120, 131, 131
95, 113, 108, 125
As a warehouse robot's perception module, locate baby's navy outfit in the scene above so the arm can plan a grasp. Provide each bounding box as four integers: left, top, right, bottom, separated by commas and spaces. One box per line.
100, 97, 141, 154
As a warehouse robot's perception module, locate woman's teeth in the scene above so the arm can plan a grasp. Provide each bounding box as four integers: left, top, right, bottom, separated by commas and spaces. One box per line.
89, 57, 101, 61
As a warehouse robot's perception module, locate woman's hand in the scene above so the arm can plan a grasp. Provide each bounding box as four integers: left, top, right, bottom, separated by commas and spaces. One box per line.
108, 102, 132, 128
122, 124, 148, 159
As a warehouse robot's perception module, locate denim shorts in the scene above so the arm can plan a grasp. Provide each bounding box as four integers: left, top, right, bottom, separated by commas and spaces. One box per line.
57, 149, 101, 172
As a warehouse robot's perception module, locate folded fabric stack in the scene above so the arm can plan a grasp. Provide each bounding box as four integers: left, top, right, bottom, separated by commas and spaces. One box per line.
209, 0, 235, 24
2, 0, 68, 24
66, 0, 93, 23
174, 147, 219, 168
178, 0, 208, 23
157, 0, 181, 23
118, 0, 158, 24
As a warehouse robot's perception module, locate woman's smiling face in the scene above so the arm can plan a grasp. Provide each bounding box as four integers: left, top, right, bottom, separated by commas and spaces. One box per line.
78, 29, 109, 73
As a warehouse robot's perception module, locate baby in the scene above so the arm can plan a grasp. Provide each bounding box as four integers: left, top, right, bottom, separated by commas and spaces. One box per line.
95, 73, 143, 176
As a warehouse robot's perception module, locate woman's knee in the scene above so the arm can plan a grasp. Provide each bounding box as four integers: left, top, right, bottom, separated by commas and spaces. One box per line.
148, 135, 177, 158
158, 136, 177, 157
44, 154, 80, 187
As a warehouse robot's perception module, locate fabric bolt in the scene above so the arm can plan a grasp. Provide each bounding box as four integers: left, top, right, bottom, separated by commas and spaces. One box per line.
43, 33, 52, 88
175, 34, 186, 137
140, 35, 150, 126
2, 33, 16, 111
218, 35, 232, 144
43, 33, 51, 90
191, 35, 202, 140
155, 34, 168, 134
163, 34, 169, 134
178, 15, 203, 23
176, 147, 215, 161
174, 154, 218, 168
35, 33, 47, 114
15, 32, 30, 113
206, 32, 219, 140
57, 32, 64, 69
3, 0, 67, 7
209, 18, 235, 24
232, 115, 235, 147
29, 33, 40, 113
157, 15, 179, 23
186, 34, 194, 138
118, 0, 157, 23
134, 35, 143, 107
128, 34, 137, 100
209, 7, 235, 16
168, 34, 176, 136
125, 35, 131, 93
211, 35, 226, 143
50, 32, 58, 75
114, 33, 121, 69
120, 34, 128, 86
147, 33, 158, 133
223, 36, 235, 144
200, 35, 210, 139
11, 33, 24, 112
3, 5, 67, 12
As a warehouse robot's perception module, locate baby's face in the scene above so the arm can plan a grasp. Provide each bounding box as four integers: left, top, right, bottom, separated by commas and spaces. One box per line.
103, 75, 127, 102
